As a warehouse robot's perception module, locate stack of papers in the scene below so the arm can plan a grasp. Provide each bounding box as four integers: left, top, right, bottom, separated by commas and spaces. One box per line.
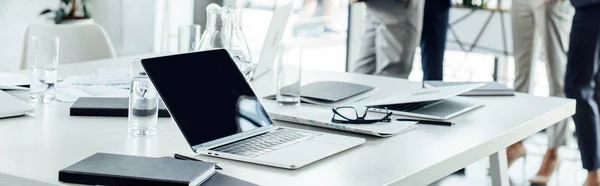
56, 87, 129, 103
55, 68, 131, 102
59, 75, 129, 89
0, 69, 131, 102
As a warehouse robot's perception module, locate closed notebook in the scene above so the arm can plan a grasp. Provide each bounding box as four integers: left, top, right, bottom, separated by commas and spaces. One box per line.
264, 81, 375, 105
59, 153, 215, 186
425, 81, 514, 96
70, 97, 171, 117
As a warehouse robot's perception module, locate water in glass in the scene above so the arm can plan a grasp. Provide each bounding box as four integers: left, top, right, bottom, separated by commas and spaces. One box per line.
276, 43, 302, 105
128, 60, 159, 136
30, 36, 59, 103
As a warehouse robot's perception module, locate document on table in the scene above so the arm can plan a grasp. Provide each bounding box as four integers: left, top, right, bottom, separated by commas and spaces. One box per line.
59, 75, 129, 89
55, 68, 131, 102
0, 72, 30, 90
56, 87, 129, 103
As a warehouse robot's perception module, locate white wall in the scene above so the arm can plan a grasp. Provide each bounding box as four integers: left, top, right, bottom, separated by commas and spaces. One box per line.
73, 0, 159, 56
0, 0, 162, 71
0, 0, 56, 71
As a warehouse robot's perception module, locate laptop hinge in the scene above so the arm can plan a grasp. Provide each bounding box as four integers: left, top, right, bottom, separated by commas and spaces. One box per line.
192, 126, 275, 151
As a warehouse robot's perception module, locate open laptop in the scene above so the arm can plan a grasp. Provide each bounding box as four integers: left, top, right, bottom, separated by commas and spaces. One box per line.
366, 83, 485, 120
251, 2, 293, 80
0, 90, 34, 118
141, 49, 365, 169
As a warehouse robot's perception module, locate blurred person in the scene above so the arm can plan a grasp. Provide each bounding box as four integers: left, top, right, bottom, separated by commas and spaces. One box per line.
295, 0, 338, 35
563, 0, 600, 185
420, 0, 451, 81
351, 0, 424, 79
505, 0, 574, 184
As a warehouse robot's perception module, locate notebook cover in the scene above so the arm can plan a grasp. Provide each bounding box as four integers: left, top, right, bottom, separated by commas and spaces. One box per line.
59, 153, 215, 186
70, 97, 171, 117
300, 81, 374, 102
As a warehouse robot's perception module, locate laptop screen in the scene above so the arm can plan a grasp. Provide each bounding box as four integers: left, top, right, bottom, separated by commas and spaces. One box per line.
141, 49, 273, 148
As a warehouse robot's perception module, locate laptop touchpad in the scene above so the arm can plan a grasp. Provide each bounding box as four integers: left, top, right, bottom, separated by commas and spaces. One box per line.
255, 140, 344, 166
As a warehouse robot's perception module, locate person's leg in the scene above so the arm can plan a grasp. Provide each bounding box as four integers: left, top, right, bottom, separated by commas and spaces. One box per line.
591, 44, 600, 186
507, 0, 540, 167
564, 4, 600, 186
529, 1, 574, 184
361, 0, 424, 79
420, 0, 449, 81
352, 10, 377, 75
512, 0, 541, 95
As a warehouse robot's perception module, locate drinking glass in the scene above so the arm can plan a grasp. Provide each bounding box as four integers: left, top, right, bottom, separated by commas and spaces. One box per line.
128, 60, 159, 136
178, 24, 202, 52
30, 36, 59, 103
275, 42, 302, 105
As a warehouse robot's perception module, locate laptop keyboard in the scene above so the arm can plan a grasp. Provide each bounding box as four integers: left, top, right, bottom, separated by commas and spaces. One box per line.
212, 128, 321, 157
376, 100, 443, 112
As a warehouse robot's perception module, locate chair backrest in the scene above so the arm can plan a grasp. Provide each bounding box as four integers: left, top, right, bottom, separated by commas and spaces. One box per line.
20, 23, 117, 70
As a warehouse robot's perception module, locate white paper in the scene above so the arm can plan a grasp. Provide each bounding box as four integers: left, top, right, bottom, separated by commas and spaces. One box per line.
79, 87, 129, 97
56, 87, 94, 102
58, 75, 130, 89
50, 68, 132, 102
0, 72, 30, 86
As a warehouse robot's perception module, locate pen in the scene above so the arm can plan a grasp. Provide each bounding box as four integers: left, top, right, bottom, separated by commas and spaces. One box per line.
174, 153, 223, 170
396, 119, 454, 126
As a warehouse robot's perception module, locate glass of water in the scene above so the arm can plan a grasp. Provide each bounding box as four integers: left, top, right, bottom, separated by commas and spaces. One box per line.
178, 24, 202, 52
30, 36, 59, 103
128, 60, 159, 136
275, 42, 302, 105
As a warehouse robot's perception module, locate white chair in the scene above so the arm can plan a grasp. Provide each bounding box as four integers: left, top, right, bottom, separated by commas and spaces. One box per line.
20, 23, 117, 69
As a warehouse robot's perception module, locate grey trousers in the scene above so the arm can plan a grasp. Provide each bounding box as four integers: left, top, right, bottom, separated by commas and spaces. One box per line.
352, 0, 424, 78
512, 0, 574, 148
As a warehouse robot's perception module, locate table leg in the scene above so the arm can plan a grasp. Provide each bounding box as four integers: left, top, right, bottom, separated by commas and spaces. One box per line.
489, 149, 509, 186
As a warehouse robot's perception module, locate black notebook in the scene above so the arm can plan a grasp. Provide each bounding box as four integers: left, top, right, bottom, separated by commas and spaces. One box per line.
59, 153, 216, 186
70, 97, 171, 117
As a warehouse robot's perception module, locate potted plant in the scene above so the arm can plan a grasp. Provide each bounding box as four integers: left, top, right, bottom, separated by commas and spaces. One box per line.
40, 0, 91, 24
459, 0, 488, 8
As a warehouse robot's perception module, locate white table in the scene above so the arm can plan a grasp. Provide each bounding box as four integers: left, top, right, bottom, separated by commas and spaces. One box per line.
0, 56, 575, 186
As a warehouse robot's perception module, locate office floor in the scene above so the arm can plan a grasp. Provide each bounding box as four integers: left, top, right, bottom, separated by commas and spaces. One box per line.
430, 133, 587, 186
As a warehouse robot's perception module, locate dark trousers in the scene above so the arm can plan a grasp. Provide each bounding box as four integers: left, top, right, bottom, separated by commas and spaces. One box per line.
564, 3, 600, 170
420, 0, 450, 81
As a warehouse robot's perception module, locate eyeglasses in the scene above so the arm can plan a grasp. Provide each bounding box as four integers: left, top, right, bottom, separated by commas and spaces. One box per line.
331, 106, 392, 124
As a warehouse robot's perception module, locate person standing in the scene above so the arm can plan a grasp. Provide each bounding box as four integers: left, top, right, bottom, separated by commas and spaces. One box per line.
564, 0, 600, 185
420, 0, 451, 81
504, 0, 574, 184
351, 0, 425, 79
